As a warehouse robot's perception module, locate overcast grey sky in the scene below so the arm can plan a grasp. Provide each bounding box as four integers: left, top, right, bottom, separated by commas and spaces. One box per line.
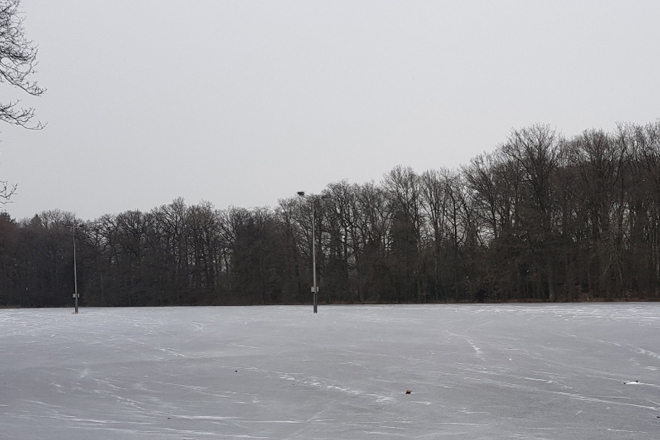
2, 0, 659, 221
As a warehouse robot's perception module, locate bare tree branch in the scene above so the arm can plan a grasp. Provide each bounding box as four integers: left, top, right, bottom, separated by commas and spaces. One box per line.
0, 0, 45, 129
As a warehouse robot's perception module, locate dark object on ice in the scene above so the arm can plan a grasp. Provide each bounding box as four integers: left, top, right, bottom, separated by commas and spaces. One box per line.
235, 370, 238, 373
406, 390, 412, 394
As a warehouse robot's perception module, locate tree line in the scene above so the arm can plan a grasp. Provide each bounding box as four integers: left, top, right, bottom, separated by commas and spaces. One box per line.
1, 121, 660, 307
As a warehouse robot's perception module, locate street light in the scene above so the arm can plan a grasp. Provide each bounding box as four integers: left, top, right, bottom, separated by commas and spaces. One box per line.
297, 192, 331, 313
72, 222, 79, 314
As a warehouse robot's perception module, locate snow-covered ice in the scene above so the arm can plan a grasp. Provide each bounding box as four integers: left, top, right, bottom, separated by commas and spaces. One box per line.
1, 304, 659, 439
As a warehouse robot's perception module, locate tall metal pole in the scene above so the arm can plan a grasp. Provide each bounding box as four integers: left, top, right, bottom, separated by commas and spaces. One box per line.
298, 191, 319, 314
312, 200, 317, 313
73, 223, 79, 314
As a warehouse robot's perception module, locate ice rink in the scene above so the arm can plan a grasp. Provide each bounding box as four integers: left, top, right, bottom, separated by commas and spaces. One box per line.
1, 304, 659, 439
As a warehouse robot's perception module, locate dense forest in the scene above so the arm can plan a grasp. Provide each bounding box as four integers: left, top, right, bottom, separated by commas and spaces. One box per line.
1, 122, 660, 307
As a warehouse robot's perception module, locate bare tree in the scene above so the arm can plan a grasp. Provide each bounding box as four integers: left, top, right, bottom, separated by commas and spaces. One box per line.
0, 180, 16, 206
0, 0, 44, 206
567, 129, 628, 300
383, 166, 424, 302
0, 0, 44, 127
419, 169, 448, 301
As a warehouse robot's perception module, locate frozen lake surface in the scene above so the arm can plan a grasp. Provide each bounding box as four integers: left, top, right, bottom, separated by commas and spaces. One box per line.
1, 304, 659, 439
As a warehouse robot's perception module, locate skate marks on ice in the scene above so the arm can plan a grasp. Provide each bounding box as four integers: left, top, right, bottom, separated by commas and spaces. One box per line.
1, 304, 659, 439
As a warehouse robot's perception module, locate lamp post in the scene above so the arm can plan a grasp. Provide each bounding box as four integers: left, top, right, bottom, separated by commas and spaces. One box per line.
298, 191, 331, 313
297, 192, 318, 312
72, 222, 79, 314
